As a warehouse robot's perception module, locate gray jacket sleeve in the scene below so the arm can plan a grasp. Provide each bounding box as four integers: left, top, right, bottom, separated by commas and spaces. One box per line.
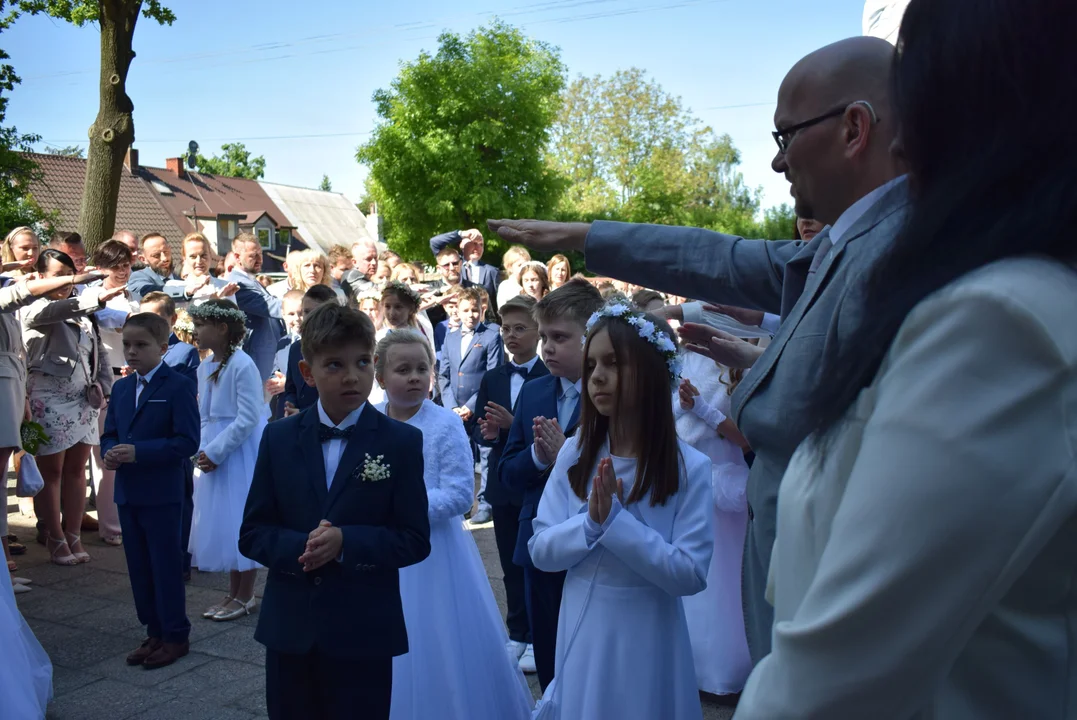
585, 221, 803, 315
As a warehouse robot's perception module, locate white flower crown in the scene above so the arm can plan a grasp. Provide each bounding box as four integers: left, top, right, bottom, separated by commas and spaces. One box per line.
173, 315, 194, 334
187, 302, 247, 325
382, 279, 421, 306
584, 302, 683, 389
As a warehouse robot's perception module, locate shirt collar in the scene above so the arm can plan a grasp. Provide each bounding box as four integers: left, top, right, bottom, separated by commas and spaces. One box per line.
512, 355, 540, 373
138, 361, 164, 384
828, 174, 907, 245
317, 400, 366, 430
558, 376, 583, 398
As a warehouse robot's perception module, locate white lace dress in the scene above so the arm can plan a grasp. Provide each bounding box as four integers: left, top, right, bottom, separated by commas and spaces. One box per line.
375, 399, 532, 720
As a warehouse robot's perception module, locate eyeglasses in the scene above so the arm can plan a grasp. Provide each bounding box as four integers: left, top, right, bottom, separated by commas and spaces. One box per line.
500, 324, 535, 337
772, 100, 879, 154
439, 260, 461, 269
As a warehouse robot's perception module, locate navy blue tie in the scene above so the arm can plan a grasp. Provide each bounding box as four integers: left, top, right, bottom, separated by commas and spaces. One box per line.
319, 425, 353, 443
507, 364, 529, 378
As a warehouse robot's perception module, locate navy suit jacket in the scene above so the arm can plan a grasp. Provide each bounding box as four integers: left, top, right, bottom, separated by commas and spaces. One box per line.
239, 404, 431, 660
163, 335, 199, 384
498, 374, 580, 568
428, 230, 501, 305
278, 339, 319, 419
437, 322, 503, 413
227, 269, 285, 382
101, 363, 200, 506
473, 359, 549, 507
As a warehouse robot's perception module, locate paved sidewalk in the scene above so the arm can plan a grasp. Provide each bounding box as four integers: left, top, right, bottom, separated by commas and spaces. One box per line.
8, 513, 733, 720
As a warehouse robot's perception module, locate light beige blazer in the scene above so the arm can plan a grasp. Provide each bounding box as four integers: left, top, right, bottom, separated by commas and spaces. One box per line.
736, 257, 1077, 719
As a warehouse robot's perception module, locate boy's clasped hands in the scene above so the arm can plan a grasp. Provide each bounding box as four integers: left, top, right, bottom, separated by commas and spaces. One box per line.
102, 444, 136, 471
300, 520, 343, 572
532, 416, 567, 465
478, 401, 514, 441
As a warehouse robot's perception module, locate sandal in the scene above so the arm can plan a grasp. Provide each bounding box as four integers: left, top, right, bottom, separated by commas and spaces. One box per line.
64, 533, 91, 564
47, 537, 79, 566
203, 596, 233, 619
101, 535, 123, 547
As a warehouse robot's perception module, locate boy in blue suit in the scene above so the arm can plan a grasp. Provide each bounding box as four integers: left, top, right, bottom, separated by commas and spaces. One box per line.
277, 284, 339, 419
240, 303, 431, 720
474, 294, 548, 672
438, 285, 503, 419
498, 278, 603, 690
101, 313, 200, 670
140, 291, 199, 580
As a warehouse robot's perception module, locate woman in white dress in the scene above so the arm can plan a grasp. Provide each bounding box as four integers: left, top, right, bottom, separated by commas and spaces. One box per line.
529, 305, 713, 720
188, 300, 264, 622
0, 567, 52, 718
673, 352, 752, 697
373, 330, 532, 720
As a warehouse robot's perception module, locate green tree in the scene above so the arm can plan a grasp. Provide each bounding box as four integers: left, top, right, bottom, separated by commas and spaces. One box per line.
4, 1, 175, 253
185, 142, 265, 179
44, 144, 85, 158
357, 20, 566, 260
318, 174, 332, 192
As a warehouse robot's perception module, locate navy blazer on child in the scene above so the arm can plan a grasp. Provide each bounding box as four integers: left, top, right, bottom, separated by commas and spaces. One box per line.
101, 363, 200, 506
239, 403, 431, 660
163, 334, 200, 384
438, 322, 503, 413
473, 360, 549, 507
277, 338, 319, 420
498, 374, 580, 568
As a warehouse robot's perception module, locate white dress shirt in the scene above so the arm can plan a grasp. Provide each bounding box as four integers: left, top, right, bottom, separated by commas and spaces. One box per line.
317, 400, 365, 488
509, 356, 540, 408
135, 361, 164, 404
459, 328, 475, 360
531, 376, 583, 471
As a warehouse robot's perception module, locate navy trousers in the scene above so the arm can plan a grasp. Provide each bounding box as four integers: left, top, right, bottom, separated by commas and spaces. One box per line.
181, 460, 194, 574
117, 503, 190, 643
492, 503, 530, 644
525, 565, 566, 691
266, 648, 391, 720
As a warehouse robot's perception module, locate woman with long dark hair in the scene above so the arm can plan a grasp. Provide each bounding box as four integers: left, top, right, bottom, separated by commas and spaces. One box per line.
735, 1, 1077, 717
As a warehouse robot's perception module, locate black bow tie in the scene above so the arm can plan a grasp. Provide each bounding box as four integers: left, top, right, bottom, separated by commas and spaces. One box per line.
507, 364, 529, 378
319, 425, 353, 443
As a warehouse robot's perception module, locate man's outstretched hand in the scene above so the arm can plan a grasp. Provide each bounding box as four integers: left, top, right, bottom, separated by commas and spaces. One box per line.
486, 220, 591, 254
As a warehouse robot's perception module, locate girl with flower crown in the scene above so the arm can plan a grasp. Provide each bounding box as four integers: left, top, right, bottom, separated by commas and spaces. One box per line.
187, 299, 265, 622
528, 303, 714, 720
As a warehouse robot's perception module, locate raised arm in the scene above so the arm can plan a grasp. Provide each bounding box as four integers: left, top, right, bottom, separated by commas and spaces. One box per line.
429, 229, 463, 257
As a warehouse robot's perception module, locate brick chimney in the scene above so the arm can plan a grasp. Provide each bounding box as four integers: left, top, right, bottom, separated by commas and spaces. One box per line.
165, 157, 184, 177
124, 147, 139, 173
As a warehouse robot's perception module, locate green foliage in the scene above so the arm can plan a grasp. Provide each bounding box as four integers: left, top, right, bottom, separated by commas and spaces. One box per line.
357, 20, 566, 261
318, 174, 332, 192
44, 144, 84, 157
1, 0, 175, 28
549, 68, 795, 239
185, 142, 266, 179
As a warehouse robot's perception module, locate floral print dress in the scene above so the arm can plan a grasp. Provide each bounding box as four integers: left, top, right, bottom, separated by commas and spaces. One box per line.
26, 317, 100, 455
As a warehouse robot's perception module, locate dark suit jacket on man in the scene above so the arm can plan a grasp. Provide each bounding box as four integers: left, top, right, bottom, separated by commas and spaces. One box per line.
582, 179, 910, 662
437, 322, 503, 413
163, 334, 199, 384
429, 230, 500, 305
278, 339, 319, 420
226, 268, 285, 382
239, 404, 431, 660
473, 360, 549, 507
498, 374, 580, 568
101, 363, 200, 506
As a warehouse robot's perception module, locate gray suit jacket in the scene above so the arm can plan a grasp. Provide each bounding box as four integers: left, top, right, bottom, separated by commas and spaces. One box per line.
22, 289, 113, 394
225, 269, 284, 382
586, 180, 910, 661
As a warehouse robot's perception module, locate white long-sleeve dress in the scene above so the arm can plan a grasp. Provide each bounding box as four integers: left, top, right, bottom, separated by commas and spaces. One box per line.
190, 349, 266, 572
674, 352, 752, 695
376, 399, 532, 720
529, 434, 714, 720
0, 564, 51, 719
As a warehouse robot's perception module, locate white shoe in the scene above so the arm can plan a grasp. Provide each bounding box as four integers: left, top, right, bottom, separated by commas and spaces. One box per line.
13, 583, 31, 594
506, 639, 527, 663
518, 644, 536, 674
11, 577, 31, 585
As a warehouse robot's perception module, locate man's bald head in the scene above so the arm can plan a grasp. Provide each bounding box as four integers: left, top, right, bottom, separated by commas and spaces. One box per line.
772, 37, 902, 225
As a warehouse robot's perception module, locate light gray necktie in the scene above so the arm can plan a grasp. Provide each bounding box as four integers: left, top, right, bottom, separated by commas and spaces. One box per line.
558, 384, 579, 430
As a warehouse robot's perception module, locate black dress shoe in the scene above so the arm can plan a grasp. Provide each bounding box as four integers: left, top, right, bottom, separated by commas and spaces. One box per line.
143, 641, 189, 670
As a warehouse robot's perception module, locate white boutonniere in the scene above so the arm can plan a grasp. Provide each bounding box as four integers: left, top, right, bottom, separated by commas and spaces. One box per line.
361, 453, 390, 482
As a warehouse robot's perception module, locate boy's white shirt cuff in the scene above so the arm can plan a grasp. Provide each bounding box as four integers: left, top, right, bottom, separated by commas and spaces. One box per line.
531, 444, 551, 471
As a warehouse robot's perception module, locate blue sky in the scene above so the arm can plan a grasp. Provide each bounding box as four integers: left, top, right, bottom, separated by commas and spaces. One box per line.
5, 0, 865, 212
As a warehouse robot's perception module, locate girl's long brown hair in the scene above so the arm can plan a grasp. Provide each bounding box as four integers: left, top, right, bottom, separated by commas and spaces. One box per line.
567, 314, 683, 507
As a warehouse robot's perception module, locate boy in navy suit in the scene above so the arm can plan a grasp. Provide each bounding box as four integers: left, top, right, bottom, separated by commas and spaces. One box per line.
498, 278, 603, 690
101, 313, 200, 669
474, 294, 548, 672
278, 284, 339, 419
240, 303, 431, 720
437, 286, 503, 420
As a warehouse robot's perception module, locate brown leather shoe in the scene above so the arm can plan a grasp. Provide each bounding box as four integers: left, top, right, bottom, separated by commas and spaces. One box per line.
126, 638, 163, 666
81, 513, 99, 532
142, 640, 189, 670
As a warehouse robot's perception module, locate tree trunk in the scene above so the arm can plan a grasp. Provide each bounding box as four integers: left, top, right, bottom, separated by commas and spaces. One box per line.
77, 0, 141, 254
